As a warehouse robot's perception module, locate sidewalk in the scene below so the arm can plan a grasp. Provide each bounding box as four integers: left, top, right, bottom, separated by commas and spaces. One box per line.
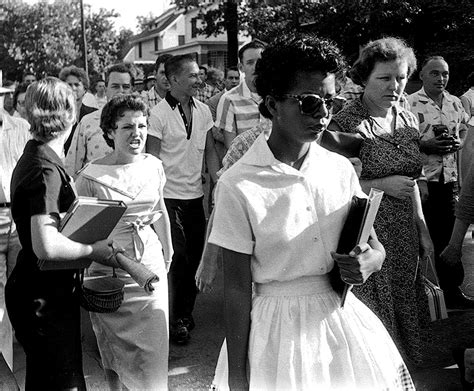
11, 226, 474, 390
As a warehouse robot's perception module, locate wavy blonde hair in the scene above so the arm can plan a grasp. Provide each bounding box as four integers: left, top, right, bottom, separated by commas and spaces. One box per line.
25, 77, 76, 141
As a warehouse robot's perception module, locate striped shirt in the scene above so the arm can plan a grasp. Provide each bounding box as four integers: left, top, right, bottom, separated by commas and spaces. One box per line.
215, 80, 263, 135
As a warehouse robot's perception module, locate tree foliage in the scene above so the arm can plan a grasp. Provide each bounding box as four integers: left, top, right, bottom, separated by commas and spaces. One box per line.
0, 0, 132, 82
175, 0, 473, 94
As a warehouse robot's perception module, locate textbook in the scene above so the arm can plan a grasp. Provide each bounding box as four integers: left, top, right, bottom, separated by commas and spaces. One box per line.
338, 188, 384, 307
37, 197, 127, 271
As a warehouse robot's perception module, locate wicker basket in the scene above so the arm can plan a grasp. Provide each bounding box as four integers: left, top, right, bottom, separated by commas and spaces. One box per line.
79, 273, 125, 313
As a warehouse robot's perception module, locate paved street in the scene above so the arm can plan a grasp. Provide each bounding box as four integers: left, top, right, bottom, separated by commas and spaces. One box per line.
11, 227, 474, 390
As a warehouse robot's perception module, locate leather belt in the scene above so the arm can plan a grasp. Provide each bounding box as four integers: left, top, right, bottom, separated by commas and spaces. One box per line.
0, 202, 11, 208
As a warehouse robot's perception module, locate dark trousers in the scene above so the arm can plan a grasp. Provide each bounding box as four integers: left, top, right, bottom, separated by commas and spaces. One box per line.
423, 180, 462, 293
165, 197, 206, 324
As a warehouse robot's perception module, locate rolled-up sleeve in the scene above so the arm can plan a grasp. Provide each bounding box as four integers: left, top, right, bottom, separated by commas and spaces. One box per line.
208, 180, 254, 255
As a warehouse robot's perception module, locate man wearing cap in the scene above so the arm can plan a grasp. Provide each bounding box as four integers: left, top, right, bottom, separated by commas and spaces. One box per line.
0, 85, 30, 371
142, 54, 173, 109
134, 76, 145, 93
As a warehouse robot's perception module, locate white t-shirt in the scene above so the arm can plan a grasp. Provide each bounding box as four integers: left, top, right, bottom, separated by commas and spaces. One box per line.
148, 95, 213, 199
209, 133, 365, 284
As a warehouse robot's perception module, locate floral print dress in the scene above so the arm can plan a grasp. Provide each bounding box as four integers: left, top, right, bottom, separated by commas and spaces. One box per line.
333, 98, 431, 364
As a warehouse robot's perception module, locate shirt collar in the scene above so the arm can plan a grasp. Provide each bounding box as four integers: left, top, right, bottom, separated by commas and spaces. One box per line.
240, 131, 320, 171
418, 87, 453, 104
24, 139, 65, 168
165, 91, 196, 110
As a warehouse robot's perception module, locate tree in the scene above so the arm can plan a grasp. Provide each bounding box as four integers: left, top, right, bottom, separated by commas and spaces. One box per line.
178, 0, 473, 94
136, 12, 157, 33
0, 0, 131, 82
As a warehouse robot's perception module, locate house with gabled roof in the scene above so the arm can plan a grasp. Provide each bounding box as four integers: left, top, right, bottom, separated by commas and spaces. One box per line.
123, 2, 249, 70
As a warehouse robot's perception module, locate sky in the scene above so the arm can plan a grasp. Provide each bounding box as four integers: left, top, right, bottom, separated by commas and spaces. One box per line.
24, 0, 172, 33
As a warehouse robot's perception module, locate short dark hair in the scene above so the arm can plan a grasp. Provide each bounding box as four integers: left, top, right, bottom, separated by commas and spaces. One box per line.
154, 54, 174, 72
58, 65, 90, 89
13, 82, 29, 109
100, 93, 150, 148
225, 66, 239, 78
255, 33, 346, 119
164, 54, 196, 79
199, 65, 208, 74
350, 37, 417, 86
105, 63, 135, 86
238, 40, 266, 62
420, 55, 447, 71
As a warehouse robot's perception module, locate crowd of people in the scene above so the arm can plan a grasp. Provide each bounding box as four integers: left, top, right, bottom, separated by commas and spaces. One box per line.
0, 30, 473, 390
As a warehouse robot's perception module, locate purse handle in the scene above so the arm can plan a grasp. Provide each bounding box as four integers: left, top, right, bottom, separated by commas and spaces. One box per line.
415, 255, 440, 286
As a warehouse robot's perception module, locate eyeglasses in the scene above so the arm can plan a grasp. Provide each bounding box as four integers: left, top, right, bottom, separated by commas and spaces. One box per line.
277, 94, 334, 116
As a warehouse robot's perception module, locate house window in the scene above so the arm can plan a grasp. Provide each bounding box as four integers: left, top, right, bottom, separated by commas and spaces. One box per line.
154, 37, 159, 51
138, 42, 142, 58
191, 17, 198, 38
208, 51, 227, 70
178, 35, 185, 46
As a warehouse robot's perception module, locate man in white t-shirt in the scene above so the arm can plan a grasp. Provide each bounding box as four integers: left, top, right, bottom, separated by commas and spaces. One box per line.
147, 54, 219, 344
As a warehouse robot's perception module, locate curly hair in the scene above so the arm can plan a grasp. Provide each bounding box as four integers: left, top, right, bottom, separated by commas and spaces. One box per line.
100, 93, 150, 149
25, 77, 76, 141
254, 33, 347, 119
58, 65, 89, 90
350, 37, 417, 87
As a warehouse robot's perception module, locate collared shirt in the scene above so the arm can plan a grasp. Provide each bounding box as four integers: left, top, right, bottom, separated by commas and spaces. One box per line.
141, 86, 164, 109
148, 93, 213, 199
0, 113, 30, 234
215, 80, 263, 135
195, 83, 219, 103
217, 119, 272, 177
408, 87, 469, 183
65, 108, 113, 178
209, 133, 365, 284
11, 139, 76, 278
0, 113, 30, 204
94, 94, 107, 109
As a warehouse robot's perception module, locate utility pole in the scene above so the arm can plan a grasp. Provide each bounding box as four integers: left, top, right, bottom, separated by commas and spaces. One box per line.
80, 0, 88, 74
225, 0, 238, 68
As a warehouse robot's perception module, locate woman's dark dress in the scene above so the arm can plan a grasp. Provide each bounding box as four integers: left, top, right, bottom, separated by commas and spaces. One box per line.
5, 140, 85, 390
333, 99, 431, 364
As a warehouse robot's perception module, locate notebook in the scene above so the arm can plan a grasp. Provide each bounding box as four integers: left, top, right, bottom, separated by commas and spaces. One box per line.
37, 197, 127, 270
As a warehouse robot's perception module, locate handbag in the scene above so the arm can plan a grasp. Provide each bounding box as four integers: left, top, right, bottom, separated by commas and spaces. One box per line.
418, 256, 448, 321
78, 269, 125, 313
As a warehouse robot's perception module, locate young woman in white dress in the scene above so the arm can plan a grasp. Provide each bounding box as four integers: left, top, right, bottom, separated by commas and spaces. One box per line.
208, 34, 415, 390
76, 94, 173, 390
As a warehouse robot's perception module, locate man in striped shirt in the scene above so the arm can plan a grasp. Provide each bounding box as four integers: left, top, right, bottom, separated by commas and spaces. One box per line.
215, 40, 266, 149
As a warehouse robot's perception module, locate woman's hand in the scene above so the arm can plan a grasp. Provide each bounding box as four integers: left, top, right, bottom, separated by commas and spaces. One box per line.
419, 227, 434, 260
440, 243, 463, 266
377, 175, 415, 199
195, 243, 221, 293
331, 242, 385, 285
90, 239, 120, 268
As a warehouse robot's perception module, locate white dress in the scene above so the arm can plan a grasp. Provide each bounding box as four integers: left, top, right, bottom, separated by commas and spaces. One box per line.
208, 134, 415, 391
76, 154, 169, 390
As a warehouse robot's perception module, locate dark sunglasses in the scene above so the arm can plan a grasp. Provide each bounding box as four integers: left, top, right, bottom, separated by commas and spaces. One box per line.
278, 94, 334, 115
